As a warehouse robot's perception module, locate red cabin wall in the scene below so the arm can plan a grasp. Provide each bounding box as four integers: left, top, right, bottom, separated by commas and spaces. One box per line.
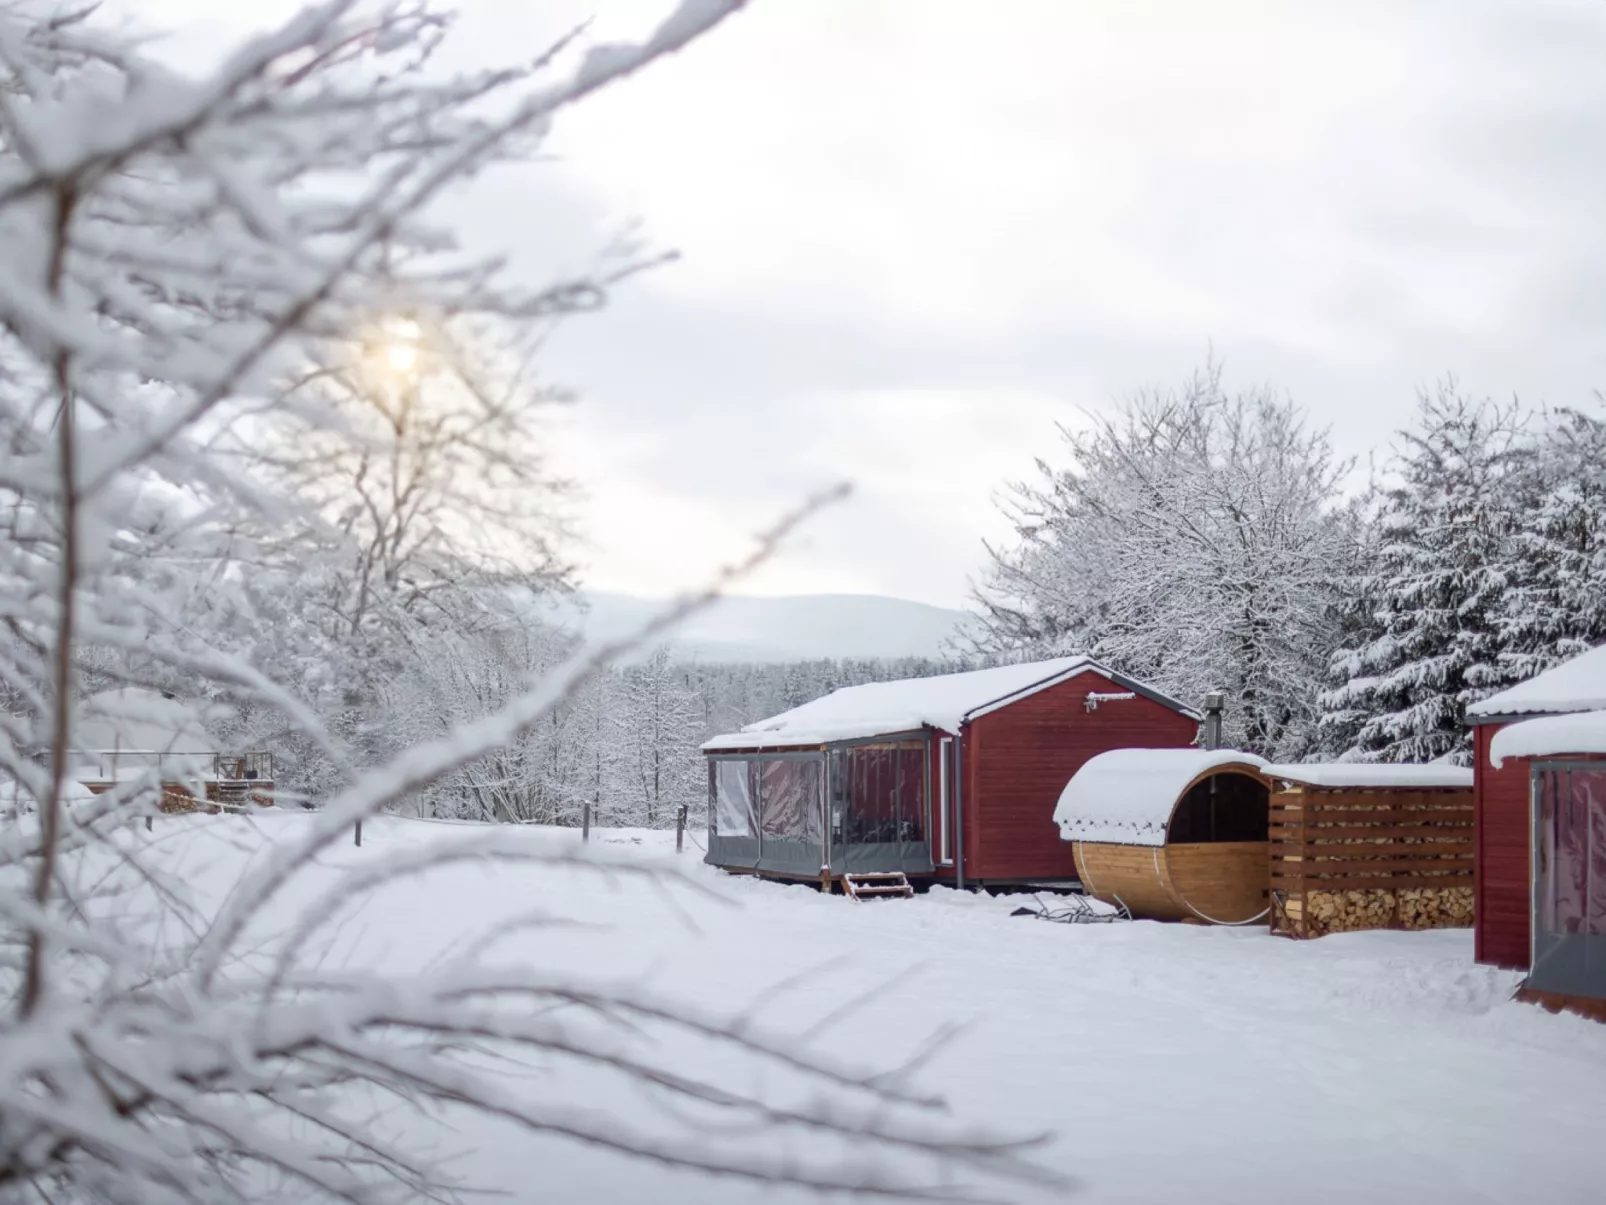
1473, 722, 1531, 970
955, 670, 1199, 882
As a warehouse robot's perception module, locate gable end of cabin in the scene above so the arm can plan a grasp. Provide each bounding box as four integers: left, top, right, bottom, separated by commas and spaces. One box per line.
960, 668, 1199, 882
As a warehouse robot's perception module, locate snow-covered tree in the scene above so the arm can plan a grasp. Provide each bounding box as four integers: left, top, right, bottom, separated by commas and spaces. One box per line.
614, 646, 704, 828
1498, 400, 1606, 681
1320, 385, 1528, 763
972, 362, 1355, 757
0, 4, 1043, 1201
233, 313, 578, 791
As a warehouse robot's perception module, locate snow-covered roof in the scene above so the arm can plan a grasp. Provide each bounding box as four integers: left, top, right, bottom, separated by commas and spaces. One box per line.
1466, 644, 1606, 720
1489, 711, 1606, 768
702, 656, 1197, 751
1262, 763, 1473, 790
75, 688, 216, 753
1053, 748, 1268, 848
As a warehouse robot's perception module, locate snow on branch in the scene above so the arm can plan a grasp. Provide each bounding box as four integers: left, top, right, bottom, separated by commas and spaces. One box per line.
0, 2, 1057, 1199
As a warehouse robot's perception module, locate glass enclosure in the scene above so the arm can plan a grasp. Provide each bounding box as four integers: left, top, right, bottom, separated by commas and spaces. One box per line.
706, 738, 934, 877
1531, 763, 1606, 1001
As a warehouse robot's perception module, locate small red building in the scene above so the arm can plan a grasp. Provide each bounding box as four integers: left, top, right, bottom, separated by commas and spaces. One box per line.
701, 656, 1200, 887
1467, 645, 1606, 1013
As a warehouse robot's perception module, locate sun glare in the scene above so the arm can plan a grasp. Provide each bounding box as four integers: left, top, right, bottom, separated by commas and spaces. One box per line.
384, 341, 419, 376
366, 316, 424, 381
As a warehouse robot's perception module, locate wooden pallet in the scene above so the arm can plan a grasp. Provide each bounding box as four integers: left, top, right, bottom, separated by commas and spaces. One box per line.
842, 872, 913, 900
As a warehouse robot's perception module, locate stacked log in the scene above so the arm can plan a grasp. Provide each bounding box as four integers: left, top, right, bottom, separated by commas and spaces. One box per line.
1297, 885, 1475, 935
1304, 888, 1393, 934
1398, 886, 1474, 929
1269, 787, 1474, 939
159, 785, 203, 814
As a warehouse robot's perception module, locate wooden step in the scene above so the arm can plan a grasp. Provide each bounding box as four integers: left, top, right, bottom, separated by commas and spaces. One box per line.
842, 871, 914, 900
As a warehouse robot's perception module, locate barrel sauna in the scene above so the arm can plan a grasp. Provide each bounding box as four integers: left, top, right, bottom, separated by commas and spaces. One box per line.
1054, 749, 1271, 924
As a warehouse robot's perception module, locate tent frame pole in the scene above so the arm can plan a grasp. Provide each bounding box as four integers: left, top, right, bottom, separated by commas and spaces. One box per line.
955, 727, 967, 891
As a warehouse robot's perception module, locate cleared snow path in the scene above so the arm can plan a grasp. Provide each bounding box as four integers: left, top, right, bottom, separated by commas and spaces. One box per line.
143, 814, 1603, 1205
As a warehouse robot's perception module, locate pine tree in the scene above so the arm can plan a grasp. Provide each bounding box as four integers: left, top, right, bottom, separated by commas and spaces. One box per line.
1321, 385, 1527, 763
1500, 401, 1606, 679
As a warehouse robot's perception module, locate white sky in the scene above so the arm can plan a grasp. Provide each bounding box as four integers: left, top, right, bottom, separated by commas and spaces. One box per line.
129, 0, 1606, 607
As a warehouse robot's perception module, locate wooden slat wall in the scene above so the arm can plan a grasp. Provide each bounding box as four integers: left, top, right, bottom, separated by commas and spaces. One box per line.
961, 671, 1198, 881
1473, 723, 1531, 970
1269, 785, 1475, 939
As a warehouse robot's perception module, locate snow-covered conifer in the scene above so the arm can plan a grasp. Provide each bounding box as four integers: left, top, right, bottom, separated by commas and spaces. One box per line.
1498, 401, 1606, 680
1320, 385, 1527, 762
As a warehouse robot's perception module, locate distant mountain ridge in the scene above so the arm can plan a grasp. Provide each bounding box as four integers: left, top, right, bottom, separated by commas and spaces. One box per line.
536, 591, 973, 664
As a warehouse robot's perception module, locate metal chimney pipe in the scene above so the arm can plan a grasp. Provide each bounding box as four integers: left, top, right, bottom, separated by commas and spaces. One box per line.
1202, 691, 1225, 750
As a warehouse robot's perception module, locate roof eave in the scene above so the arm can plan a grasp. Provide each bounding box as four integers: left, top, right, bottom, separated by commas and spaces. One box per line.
1467, 706, 1596, 727
1095, 663, 1203, 721
702, 726, 936, 756
961, 658, 1201, 725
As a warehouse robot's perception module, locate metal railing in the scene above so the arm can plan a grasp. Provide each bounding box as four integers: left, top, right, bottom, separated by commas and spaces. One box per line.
65, 750, 273, 784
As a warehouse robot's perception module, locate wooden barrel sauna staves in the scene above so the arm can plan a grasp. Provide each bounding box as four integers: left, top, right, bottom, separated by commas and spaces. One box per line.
1072, 840, 1269, 923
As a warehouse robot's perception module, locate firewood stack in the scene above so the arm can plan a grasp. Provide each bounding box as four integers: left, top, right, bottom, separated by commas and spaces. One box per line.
1269, 784, 1475, 940
1297, 885, 1475, 936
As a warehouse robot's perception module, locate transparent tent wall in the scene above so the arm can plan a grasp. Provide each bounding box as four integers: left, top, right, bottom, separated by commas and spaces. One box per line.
707, 757, 759, 869
828, 740, 934, 875
705, 753, 825, 875
705, 742, 935, 878
1531, 764, 1606, 1001
756, 755, 825, 875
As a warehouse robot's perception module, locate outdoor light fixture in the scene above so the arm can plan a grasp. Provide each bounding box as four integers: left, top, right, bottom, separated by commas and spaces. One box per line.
1085, 691, 1136, 712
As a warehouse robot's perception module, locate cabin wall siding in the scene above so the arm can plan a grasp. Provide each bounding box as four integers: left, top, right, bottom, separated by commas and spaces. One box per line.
1474, 722, 1531, 970
960, 671, 1198, 881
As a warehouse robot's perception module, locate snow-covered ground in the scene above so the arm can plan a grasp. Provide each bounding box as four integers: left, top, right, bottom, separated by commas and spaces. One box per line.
125, 813, 1605, 1204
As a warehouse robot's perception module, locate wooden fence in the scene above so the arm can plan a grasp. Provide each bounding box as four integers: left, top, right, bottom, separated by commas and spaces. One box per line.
1269, 786, 1475, 938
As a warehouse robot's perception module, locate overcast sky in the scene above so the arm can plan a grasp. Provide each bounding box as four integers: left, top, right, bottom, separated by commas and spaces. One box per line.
136, 0, 1606, 608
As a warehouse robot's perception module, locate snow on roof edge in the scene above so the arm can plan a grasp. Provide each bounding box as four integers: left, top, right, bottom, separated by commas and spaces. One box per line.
1466, 644, 1606, 719
1053, 748, 1268, 848
700, 720, 931, 752
1262, 762, 1473, 789
1489, 711, 1606, 768
703, 656, 1200, 753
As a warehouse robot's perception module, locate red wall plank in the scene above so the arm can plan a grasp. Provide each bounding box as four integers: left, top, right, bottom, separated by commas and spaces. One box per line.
1474, 722, 1531, 970
958, 670, 1198, 882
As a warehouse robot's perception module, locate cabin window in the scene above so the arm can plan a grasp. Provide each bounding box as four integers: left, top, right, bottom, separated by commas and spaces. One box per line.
712, 759, 758, 838
1167, 772, 1269, 844
1530, 765, 1606, 1001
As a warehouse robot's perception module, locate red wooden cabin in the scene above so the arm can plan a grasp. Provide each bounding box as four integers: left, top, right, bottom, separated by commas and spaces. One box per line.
1467, 644, 1606, 1016
702, 656, 1200, 887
